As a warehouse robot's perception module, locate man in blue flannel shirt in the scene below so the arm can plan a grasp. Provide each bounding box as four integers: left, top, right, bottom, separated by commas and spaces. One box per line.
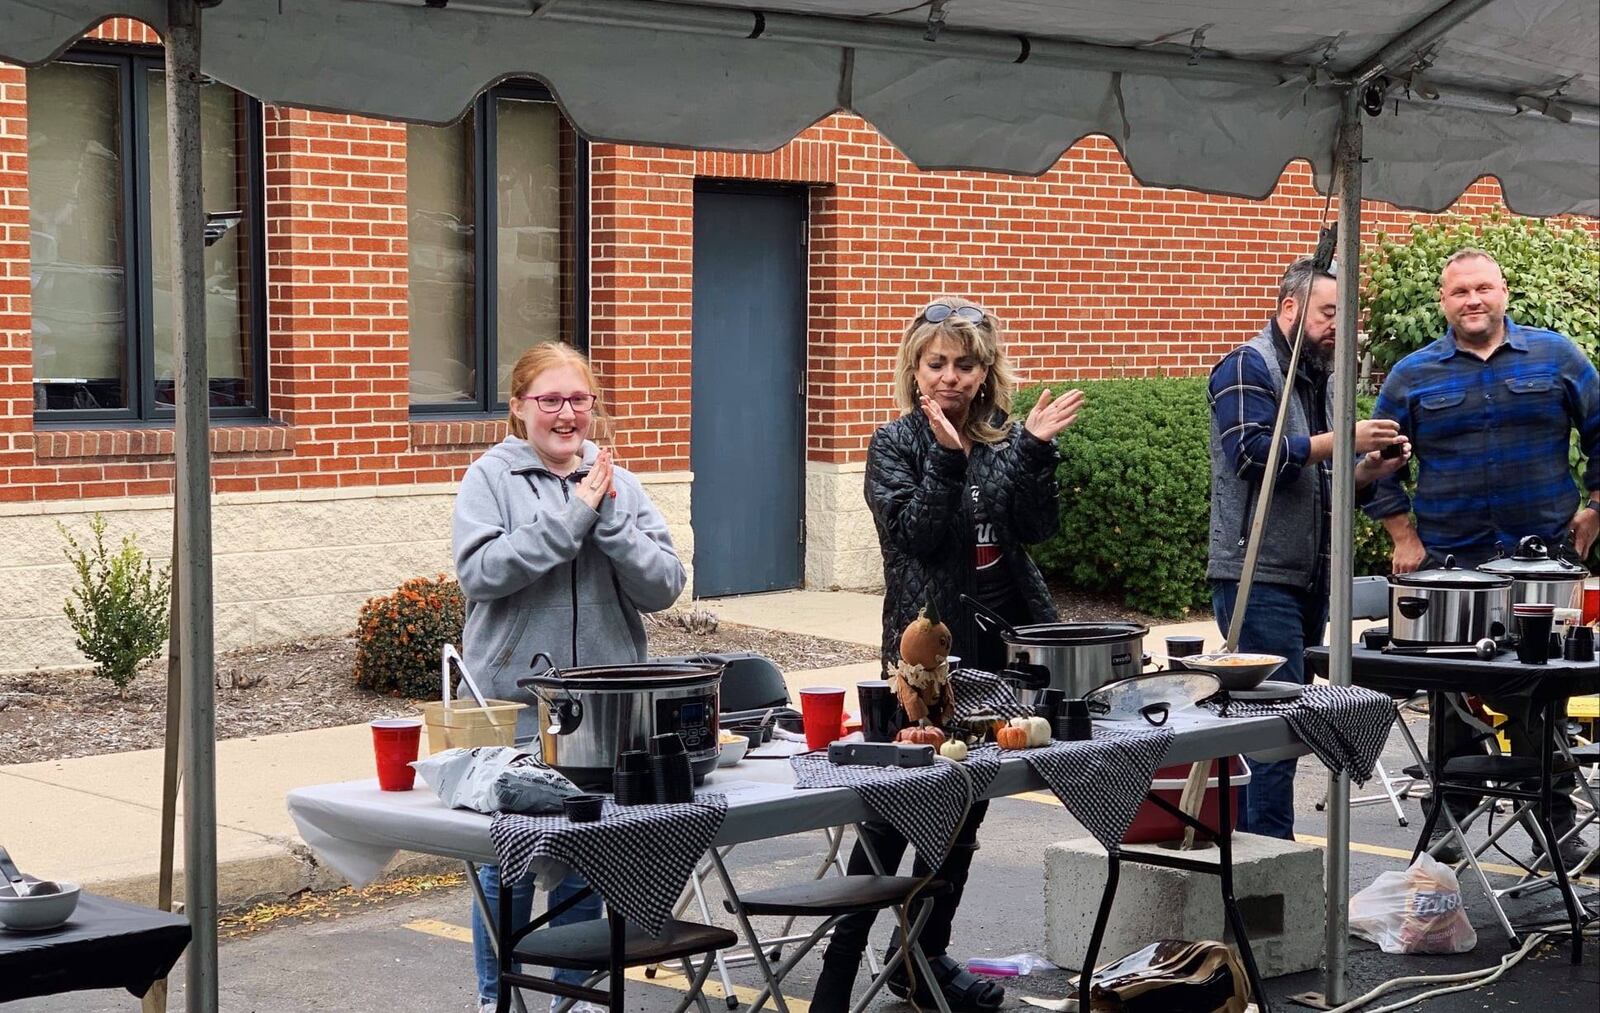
1367, 247, 1600, 870
1207, 257, 1411, 839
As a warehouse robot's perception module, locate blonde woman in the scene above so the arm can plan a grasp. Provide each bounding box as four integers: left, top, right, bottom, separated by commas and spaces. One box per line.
453, 342, 685, 1013
813, 298, 1083, 1012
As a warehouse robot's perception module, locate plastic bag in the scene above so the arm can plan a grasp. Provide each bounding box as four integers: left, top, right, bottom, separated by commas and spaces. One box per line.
411, 746, 581, 814
1091, 940, 1248, 1012
1349, 853, 1477, 954
965, 953, 1057, 977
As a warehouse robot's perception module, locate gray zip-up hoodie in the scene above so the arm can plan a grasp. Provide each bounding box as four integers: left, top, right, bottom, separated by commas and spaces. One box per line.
453, 436, 686, 737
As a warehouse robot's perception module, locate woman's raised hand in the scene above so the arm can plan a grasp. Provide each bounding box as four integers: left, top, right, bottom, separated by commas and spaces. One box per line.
1024, 388, 1085, 442
919, 394, 967, 452
576, 448, 615, 510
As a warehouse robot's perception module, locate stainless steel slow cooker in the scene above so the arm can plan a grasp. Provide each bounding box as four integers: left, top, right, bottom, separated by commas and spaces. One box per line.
1477, 535, 1588, 610
519, 658, 723, 790
1388, 556, 1513, 646
993, 621, 1151, 700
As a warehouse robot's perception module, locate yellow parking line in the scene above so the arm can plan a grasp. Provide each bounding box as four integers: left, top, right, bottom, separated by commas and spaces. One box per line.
1012, 789, 1600, 886
401, 919, 812, 1011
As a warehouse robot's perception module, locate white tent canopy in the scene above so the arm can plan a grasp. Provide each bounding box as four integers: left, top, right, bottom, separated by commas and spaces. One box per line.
3, 0, 1597, 215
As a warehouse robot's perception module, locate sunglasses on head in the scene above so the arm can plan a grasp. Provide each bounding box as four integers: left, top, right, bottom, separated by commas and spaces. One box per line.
920, 303, 987, 325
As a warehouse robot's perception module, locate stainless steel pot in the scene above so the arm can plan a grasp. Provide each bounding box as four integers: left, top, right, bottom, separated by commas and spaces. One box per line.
518, 656, 723, 790
993, 621, 1151, 700
1388, 557, 1513, 646
1477, 535, 1587, 610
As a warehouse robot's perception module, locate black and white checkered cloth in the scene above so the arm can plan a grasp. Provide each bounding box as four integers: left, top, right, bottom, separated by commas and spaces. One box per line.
790, 746, 1003, 862
951, 668, 1033, 720
1205, 684, 1396, 784
489, 795, 727, 935
1020, 723, 1175, 850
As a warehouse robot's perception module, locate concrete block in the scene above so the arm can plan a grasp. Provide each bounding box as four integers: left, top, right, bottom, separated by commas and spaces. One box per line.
1044, 834, 1325, 979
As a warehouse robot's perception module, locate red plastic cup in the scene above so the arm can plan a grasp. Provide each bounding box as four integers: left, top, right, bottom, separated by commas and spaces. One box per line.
798, 687, 846, 751
371, 718, 423, 791
1583, 579, 1599, 626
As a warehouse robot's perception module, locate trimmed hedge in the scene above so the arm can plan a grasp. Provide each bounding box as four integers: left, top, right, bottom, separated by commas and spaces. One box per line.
1016, 379, 1394, 618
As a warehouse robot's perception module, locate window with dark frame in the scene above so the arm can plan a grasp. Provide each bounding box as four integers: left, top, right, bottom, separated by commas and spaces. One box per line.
407, 82, 589, 415
26, 48, 267, 423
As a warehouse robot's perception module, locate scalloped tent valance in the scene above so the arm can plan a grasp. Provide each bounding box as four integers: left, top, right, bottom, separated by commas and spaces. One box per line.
2, 0, 1596, 216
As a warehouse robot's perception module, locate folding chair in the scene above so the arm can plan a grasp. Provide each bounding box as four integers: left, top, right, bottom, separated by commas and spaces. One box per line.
709, 762, 978, 1013
495, 884, 737, 1013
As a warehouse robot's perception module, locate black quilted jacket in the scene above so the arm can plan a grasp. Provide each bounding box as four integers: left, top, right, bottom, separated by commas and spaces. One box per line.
865, 412, 1062, 670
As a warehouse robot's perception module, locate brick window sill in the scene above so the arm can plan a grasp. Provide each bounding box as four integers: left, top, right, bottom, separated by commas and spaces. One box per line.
410, 419, 508, 448
35, 424, 295, 460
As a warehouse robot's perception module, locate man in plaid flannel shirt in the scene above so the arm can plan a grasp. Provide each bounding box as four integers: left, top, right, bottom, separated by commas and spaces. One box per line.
1366, 247, 1599, 870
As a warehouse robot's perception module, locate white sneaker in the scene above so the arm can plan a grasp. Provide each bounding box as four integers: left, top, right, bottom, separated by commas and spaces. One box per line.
548, 1002, 605, 1013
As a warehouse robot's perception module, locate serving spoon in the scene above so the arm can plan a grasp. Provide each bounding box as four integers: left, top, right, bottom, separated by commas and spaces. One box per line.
0, 847, 61, 898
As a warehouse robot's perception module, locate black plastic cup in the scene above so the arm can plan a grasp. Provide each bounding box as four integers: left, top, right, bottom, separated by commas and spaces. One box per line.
563, 794, 604, 823
1166, 636, 1204, 672
651, 751, 695, 804
1035, 688, 1065, 720
612, 770, 654, 806
1563, 626, 1594, 662
615, 749, 650, 774
649, 732, 687, 756
857, 681, 901, 743
1057, 698, 1093, 741
1515, 612, 1555, 664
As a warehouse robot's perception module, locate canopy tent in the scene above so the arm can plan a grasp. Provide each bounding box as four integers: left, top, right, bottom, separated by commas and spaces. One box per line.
2, 2, 1596, 1012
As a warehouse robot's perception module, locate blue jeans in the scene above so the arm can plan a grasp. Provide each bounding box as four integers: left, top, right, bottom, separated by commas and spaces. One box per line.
473, 866, 605, 1004
1211, 580, 1326, 841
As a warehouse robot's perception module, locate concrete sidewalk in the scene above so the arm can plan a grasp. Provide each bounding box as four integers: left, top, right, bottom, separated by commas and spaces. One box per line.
0, 589, 1329, 908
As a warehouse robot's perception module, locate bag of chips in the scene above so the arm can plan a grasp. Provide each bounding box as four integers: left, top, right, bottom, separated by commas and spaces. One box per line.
411, 746, 581, 815
1349, 852, 1477, 954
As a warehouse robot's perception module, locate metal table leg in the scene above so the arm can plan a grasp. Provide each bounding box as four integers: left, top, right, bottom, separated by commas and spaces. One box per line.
1538, 698, 1584, 964
467, 860, 530, 1013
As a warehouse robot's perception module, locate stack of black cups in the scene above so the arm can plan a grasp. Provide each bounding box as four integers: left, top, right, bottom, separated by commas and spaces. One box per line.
650, 732, 695, 804
613, 749, 654, 805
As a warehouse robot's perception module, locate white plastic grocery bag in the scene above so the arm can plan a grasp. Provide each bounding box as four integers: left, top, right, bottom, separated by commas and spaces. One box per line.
1349, 852, 1477, 954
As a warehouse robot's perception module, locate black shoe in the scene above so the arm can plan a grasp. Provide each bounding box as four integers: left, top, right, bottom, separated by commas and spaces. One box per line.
1427, 832, 1466, 864
1531, 831, 1594, 873
885, 952, 1004, 1013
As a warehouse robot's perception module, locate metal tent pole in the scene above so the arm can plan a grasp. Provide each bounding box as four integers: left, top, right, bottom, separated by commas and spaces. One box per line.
1323, 88, 1364, 1007
164, 1, 218, 1010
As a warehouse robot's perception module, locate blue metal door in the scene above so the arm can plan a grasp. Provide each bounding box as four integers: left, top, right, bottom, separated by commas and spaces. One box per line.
691, 187, 806, 597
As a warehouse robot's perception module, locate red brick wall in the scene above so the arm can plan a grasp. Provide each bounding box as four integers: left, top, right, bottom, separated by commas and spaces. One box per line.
1, 25, 1589, 505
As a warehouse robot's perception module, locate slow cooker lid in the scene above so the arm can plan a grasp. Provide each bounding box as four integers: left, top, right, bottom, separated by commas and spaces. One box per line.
1477, 536, 1587, 580
1008, 621, 1149, 646
1391, 555, 1512, 590
519, 661, 723, 691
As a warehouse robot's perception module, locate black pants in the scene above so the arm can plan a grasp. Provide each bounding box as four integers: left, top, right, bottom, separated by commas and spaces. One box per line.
823, 799, 989, 963
1435, 694, 1576, 826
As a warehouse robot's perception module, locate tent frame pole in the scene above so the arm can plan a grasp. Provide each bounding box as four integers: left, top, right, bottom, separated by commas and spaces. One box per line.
1323, 88, 1364, 1008
165, 1, 219, 1010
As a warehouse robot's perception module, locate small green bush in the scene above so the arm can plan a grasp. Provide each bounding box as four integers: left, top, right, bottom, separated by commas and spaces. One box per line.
1017, 379, 1396, 617
59, 513, 171, 698
353, 576, 465, 698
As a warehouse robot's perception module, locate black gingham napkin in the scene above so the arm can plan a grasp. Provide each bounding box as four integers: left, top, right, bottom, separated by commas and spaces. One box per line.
790, 745, 1002, 862
1020, 723, 1175, 849
489, 794, 727, 934
1205, 684, 1396, 784
951, 668, 1033, 720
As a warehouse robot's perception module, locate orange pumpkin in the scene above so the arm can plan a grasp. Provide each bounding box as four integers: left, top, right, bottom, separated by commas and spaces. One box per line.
996, 725, 1030, 750
896, 724, 946, 747
899, 601, 953, 670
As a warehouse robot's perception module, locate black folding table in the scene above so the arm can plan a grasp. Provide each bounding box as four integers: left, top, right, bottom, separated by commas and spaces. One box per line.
0, 892, 191, 1003
1306, 645, 1599, 961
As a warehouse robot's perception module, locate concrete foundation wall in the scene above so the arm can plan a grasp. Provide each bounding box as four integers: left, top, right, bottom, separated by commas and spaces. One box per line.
804, 460, 882, 592
0, 475, 694, 673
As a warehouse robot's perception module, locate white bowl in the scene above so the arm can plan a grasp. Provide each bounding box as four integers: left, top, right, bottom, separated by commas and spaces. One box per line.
715, 737, 749, 768
0, 881, 81, 931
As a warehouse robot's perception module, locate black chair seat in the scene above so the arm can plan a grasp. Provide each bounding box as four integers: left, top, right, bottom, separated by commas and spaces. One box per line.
1570, 743, 1599, 767
1403, 763, 1429, 780
1441, 754, 1578, 782
726, 875, 948, 917
511, 918, 737, 971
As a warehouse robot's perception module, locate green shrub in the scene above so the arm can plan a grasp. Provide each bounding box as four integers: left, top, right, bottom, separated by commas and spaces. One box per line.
59, 513, 171, 698
1362, 212, 1599, 370
353, 576, 465, 698
1016, 379, 1397, 617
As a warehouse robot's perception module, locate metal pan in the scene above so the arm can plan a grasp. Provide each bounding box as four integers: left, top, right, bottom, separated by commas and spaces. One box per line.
1086, 672, 1222, 726
1175, 653, 1285, 692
